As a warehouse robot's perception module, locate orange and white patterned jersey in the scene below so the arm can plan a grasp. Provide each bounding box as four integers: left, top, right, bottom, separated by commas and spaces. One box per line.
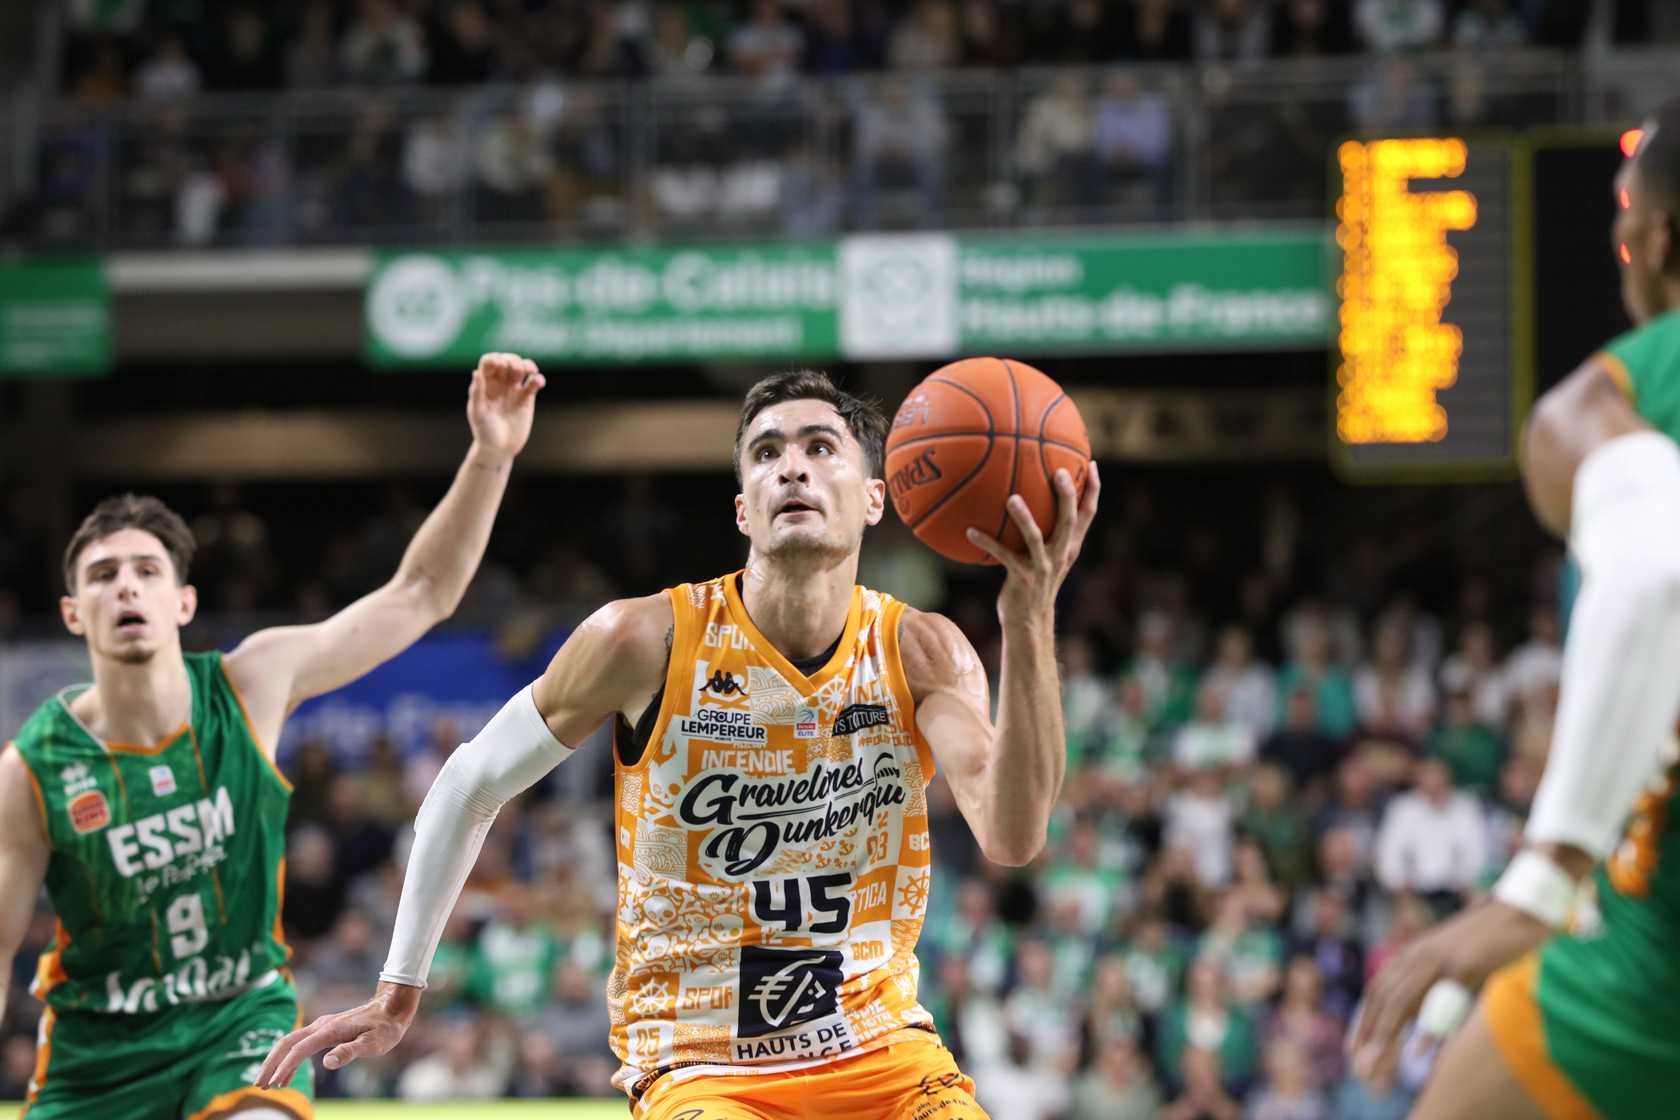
608, 572, 939, 1098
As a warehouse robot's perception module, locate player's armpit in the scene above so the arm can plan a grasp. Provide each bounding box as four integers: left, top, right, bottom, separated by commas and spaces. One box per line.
0, 747, 50, 1007
532, 592, 676, 747
1521, 357, 1649, 537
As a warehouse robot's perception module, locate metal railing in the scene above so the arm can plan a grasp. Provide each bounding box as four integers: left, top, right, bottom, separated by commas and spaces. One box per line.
2, 48, 1668, 251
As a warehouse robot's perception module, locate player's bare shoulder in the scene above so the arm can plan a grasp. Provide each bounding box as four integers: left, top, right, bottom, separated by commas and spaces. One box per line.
534, 592, 675, 735
592, 591, 676, 670
0, 745, 48, 852
896, 607, 987, 706
1523, 355, 1648, 537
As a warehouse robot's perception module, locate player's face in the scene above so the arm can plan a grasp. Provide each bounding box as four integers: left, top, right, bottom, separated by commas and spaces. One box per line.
735, 399, 886, 561
1613, 150, 1674, 324
59, 528, 196, 665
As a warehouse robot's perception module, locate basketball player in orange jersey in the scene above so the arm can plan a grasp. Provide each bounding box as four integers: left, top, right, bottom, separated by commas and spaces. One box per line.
257, 369, 1100, 1118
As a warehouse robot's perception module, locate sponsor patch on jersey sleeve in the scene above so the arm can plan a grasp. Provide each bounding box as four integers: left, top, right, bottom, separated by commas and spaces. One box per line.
69, 789, 111, 834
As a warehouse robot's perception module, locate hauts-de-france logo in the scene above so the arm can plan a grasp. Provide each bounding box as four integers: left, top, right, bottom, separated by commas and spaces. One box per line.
367, 254, 468, 358
738, 946, 843, 1038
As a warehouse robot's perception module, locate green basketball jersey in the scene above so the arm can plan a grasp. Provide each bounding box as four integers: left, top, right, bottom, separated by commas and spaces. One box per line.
1602, 307, 1680, 437
9, 650, 293, 1016
1585, 310, 1680, 931
1485, 311, 1680, 1116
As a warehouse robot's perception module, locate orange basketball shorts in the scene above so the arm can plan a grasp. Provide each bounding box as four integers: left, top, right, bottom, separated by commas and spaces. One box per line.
636, 1037, 990, 1120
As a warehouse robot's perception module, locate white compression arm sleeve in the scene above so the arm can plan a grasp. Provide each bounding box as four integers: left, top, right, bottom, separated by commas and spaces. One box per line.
379, 684, 573, 988
1526, 431, 1680, 860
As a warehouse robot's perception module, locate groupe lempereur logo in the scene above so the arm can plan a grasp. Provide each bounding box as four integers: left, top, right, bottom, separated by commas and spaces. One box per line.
367, 254, 467, 357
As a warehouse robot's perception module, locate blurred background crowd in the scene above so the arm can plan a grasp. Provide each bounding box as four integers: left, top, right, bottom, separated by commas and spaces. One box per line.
0, 461, 1569, 1119
3, 0, 1675, 248
0, 0, 1672, 1117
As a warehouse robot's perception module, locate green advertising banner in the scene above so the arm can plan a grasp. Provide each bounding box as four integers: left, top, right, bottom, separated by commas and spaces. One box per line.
365, 244, 841, 367
366, 229, 1332, 367
0, 257, 110, 377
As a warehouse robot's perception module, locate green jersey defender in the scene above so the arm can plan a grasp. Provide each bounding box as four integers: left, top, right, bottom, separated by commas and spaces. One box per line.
1494, 308, 1680, 1120
11, 651, 308, 1119
0, 353, 546, 1120
1357, 102, 1680, 1120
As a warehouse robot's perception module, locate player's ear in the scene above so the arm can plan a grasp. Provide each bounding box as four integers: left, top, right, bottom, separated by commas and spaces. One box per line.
1659, 211, 1679, 273
863, 478, 886, 527
734, 492, 750, 538
59, 595, 84, 637
176, 583, 198, 627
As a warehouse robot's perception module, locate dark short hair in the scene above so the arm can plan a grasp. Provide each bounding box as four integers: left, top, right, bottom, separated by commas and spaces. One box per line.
63, 494, 195, 593
733, 370, 888, 484
1633, 96, 1680, 210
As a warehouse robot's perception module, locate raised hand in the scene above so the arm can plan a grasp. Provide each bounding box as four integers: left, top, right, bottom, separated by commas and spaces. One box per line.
467, 351, 546, 463
965, 462, 1101, 625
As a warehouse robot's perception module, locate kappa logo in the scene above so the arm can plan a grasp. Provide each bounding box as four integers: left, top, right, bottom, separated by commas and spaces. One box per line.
738, 946, 842, 1037
60, 763, 97, 798
833, 703, 891, 737
701, 669, 750, 711
70, 790, 111, 834
704, 670, 744, 697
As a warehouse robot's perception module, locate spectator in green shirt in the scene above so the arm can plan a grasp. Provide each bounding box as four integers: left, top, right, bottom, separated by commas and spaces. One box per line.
1277, 610, 1357, 740
1042, 817, 1128, 938
468, 886, 561, 1019
1427, 685, 1506, 796
1129, 608, 1199, 734
1156, 957, 1259, 1092
1197, 889, 1282, 1008
1240, 763, 1315, 891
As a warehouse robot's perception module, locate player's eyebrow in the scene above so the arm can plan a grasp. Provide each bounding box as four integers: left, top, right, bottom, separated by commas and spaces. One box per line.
83, 551, 167, 575
747, 424, 846, 454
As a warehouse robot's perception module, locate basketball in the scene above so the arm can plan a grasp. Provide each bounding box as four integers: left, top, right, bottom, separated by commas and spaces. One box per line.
885, 357, 1091, 565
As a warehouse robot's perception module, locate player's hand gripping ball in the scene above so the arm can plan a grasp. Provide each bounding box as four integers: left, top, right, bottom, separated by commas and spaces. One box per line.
886, 357, 1091, 564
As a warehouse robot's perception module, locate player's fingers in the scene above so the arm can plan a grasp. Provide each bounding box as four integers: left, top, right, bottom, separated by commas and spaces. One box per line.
265, 1019, 354, 1088
1005, 495, 1049, 568
322, 1029, 382, 1071
965, 527, 1027, 578
1351, 961, 1426, 1079
1051, 469, 1079, 547
1347, 965, 1391, 1054
255, 1026, 308, 1088
261, 1029, 322, 1088
1078, 460, 1101, 524
518, 370, 547, 402
489, 355, 517, 398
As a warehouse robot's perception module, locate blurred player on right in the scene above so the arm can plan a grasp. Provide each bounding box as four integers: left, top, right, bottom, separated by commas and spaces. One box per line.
1353, 96, 1680, 1118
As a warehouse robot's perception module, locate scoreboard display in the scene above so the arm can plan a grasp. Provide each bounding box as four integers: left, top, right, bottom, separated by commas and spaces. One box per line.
1333, 131, 1631, 480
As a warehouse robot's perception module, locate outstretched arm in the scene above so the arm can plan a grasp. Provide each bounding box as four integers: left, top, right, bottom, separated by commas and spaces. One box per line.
0, 748, 48, 1014
906, 463, 1100, 866
253, 593, 672, 1089
224, 354, 546, 745
1353, 358, 1680, 1077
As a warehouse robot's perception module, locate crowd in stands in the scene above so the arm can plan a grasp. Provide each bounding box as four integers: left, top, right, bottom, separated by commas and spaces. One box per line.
0, 466, 1574, 1116
7, 0, 1671, 245
56, 0, 1666, 96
